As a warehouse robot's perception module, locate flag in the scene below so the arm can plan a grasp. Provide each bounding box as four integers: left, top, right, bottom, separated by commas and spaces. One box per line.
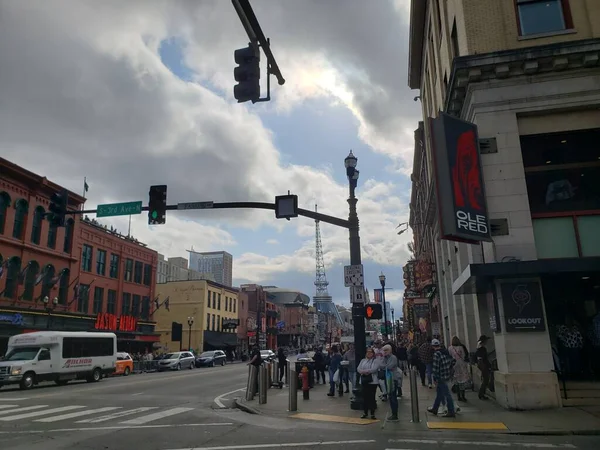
35, 266, 48, 286
17, 263, 31, 285
373, 289, 382, 304
84, 178, 89, 193
153, 296, 160, 311
164, 297, 170, 312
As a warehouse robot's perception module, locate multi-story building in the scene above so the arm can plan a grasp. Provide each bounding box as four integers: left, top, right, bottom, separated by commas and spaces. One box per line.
154, 280, 239, 354
408, 0, 600, 410
0, 157, 160, 354
156, 254, 206, 284
188, 250, 233, 286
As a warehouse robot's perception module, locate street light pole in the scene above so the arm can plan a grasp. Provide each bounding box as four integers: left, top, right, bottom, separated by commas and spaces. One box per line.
379, 273, 389, 340
391, 307, 396, 345
187, 317, 194, 351
43, 296, 58, 329
345, 150, 366, 411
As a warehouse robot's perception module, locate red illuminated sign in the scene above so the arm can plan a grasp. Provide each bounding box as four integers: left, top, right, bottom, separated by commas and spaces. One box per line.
94, 313, 137, 333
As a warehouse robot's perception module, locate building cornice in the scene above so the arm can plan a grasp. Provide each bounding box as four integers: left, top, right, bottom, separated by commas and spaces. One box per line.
408, 0, 427, 90
445, 38, 600, 117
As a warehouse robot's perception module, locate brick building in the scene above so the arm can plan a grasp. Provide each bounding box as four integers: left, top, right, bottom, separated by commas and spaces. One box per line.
0, 157, 159, 353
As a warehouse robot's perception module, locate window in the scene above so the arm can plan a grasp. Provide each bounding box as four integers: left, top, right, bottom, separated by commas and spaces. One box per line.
143, 264, 152, 286
132, 294, 140, 317
217, 293, 221, 310
206, 313, 211, 331
12, 199, 28, 240
533, 215, 600, 258
141, 296, 150, 319
122, 293, 131, 315
3, 257, 21, 299
22, 261, 40, 301
96, 250, 106, 276
58, 269, 69, 305
211, 314, 215, 330
109, 254, 119, 278
93, 287, 104, 314
41, 264, 55, 300
134, 261, 143, 284
30, 206, 45, 245
107, 290, 117, 314
0, 192, 10, 234
63, 219, 74, 253
62, 337, 115, 358
124, 259, 133, 282
217, 315, 220, 332
233, 298, 236, 313
77, 284, 90, 313
82, 245, 93, 272
212, 291, 217, 308
516, 0, 571, 36
47, 223, 57, 249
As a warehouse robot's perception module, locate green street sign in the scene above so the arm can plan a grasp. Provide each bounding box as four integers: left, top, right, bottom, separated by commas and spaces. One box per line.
97, 201, 143, 218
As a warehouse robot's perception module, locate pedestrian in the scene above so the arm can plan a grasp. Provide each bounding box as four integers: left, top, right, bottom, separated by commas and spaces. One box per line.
418, 337, 434, 388
313, 347, 326, 384
427, 339, 456, 418
448, 336, 470, 402
277, 347, 287, 383
343, 344, 356, 395
357, 347, 381, 420
382, 344, 401, 421
327, 345, 342, 397
475, 335, 492, 400
247, 345, 262, 396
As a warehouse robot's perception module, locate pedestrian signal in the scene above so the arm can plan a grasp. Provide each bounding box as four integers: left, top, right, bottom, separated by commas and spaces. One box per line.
364, 303, 383, 320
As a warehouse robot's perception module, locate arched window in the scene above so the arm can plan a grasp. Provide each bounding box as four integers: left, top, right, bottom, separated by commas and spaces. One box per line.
12, 199, 28, 240
40, 264, 55, 300
47, 221, 57, 249
30, 206, 45, 245
63, 219, 74, 253
4, 257, 21, 299
58, 268, 70, 305
0, 192, 11, 235
21, 261, 40, 301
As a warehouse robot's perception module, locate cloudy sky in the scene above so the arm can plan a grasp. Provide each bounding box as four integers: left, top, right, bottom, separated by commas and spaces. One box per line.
0, 0, 420, 316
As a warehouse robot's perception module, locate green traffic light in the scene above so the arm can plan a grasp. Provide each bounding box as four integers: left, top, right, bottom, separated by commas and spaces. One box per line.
151, 210, 158, 219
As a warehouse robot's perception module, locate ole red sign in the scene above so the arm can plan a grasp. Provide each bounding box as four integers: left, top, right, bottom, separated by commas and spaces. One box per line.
95, 313, 138, 333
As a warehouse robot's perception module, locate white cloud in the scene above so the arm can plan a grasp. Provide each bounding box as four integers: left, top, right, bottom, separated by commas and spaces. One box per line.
266, 239, 279, 245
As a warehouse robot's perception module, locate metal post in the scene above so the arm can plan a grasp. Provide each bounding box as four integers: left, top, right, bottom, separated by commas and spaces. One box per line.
259, 365, 267, 404
246, 365, 258, 401
382, 285, 389, 340
266, 362, 272, 388
409, 366, 420, 423
272, 360, 279, 385
285, 359, 290, 385
288, 367, 297, 411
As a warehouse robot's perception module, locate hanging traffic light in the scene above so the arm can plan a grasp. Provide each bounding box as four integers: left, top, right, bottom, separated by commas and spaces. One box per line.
148, 185, 167, 225
48, 190, 68, 227
364, 303, 383, 320
233, 44, 260, 103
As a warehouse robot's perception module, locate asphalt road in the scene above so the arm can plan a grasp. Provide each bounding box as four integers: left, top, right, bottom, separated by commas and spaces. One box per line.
0, 364, 598, 450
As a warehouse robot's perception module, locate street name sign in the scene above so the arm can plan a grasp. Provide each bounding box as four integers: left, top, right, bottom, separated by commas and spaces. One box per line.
97, 201, 143, 218
344, 264, 364, 287
177, 201, 214, 210
350, 286, 365, 304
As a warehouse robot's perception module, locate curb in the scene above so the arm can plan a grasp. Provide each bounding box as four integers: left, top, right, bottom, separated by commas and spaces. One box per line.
510, 430, 600, 436
234, 398, 261, 415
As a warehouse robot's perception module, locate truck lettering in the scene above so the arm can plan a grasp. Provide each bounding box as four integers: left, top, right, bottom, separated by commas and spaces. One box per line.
62, 358, 93, 369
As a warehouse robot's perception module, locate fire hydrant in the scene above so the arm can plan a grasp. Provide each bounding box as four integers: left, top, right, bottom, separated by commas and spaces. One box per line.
300, 365, 310, 400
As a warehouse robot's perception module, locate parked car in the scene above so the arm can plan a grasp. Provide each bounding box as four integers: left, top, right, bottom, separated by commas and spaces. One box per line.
157, 351, 195, 371
195, 350, 226, 367
260, 350, 276, 362
115, 352, 133, 376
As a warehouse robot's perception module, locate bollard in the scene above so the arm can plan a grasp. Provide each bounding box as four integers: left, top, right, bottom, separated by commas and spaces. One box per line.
409, 366, 420, 423
285, 360, 290, 386
246, 365, 258, 401
272, 360, 279, 386
259, 365, 267, 404
266, 362, 272, 388
288, 367, 298, 411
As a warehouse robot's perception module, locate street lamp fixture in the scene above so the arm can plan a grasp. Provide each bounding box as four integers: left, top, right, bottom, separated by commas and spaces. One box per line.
396, 222, 409, 235
379, 272, 390, 340
187, 316, 194, 352
43, 296, 59, 329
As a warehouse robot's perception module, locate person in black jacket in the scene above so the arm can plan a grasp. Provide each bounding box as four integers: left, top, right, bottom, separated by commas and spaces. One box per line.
313, 347, 326, 384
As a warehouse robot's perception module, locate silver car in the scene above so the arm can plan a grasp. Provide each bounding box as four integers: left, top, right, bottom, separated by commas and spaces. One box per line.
157, 351, 195, 371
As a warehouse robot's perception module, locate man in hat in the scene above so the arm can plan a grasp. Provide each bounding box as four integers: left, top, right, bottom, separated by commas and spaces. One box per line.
427, 338, 456, 417
475, 335, 491, 400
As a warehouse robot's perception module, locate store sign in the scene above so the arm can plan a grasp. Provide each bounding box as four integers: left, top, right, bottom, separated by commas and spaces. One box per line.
0, 313, 24, 326
222, 318, 239, 330
431, 113, 492, 243
500, 282, 546, 332
95, 313, 138, 332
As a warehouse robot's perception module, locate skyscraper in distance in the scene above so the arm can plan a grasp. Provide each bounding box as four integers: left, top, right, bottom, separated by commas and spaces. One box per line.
187, 250, 233, 287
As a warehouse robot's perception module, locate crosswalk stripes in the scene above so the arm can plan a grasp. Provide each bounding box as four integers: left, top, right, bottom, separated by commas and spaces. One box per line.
0, 403, 197, 426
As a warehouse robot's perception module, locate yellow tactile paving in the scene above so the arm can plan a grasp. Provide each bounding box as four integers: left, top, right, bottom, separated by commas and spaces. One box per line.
291, 413, 378, 425
427, 421, 508, 430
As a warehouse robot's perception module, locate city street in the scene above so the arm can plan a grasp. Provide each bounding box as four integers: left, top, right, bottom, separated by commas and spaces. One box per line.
0, 363, 598, 450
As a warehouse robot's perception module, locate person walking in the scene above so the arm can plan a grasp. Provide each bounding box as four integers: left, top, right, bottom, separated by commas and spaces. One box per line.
357, 347, 381, 420
313, 348, 326, 384
475, 335, 492, 400
382, 344, 401, 421
427, 339, 456, 418
448, 336, 470, 402
277, 347, 287, 383
327, 345, 342, 397
418, 338, 435, 388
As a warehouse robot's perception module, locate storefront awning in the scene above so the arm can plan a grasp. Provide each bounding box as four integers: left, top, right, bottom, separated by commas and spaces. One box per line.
453, 257, 600, 295
203, 331, 237, 349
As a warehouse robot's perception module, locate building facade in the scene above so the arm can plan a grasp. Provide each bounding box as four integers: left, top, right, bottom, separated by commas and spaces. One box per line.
408, 0, 600, 410
188, 250, 233, 286
154, 280, 239, 354
0, 157, 160, 354
156, 254, 206, 284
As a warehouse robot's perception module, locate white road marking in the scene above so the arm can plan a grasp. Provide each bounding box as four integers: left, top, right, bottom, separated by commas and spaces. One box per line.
0, 405, 85, 421
76, 407, 157, 423
0, 398, 29, 401
120, 407, 194, 425
131, 392, 144, 396
0, 405, 48, 416
0, 422, 234, 434
0, 405, 18, 410
389, 440, 577, 449
214, 387, 246, 408
166, 440, 378, 450
35, 407, 122, 423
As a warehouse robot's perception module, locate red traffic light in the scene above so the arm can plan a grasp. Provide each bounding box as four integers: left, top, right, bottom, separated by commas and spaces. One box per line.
364, 303, 382, 320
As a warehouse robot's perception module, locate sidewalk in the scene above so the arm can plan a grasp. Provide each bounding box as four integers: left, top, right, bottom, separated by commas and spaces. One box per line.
235, 374, 600, 435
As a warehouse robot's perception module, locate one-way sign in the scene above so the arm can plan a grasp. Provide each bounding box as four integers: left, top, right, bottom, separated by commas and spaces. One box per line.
344, 264, 364, 287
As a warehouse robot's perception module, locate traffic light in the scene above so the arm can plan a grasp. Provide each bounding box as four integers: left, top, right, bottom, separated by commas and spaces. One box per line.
233, 44, 260, 103
148, 185, 167, 225
364, 303, 383, 320
171, 322, 182, 342
48, 190, 68, 227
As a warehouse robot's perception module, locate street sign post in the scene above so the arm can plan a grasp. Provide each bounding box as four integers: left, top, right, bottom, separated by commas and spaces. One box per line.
97, 201, 143, 218
177, 201, 214, 210
350, 286, 365, 304
344, 264, 364, 287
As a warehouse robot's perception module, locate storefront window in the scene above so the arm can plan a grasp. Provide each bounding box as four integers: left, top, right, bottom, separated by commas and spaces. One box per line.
577, 215, 600, 257
533, 217, 579, 259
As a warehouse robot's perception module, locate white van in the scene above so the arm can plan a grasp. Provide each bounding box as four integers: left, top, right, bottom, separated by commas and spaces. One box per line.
0, 331, 117, 390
